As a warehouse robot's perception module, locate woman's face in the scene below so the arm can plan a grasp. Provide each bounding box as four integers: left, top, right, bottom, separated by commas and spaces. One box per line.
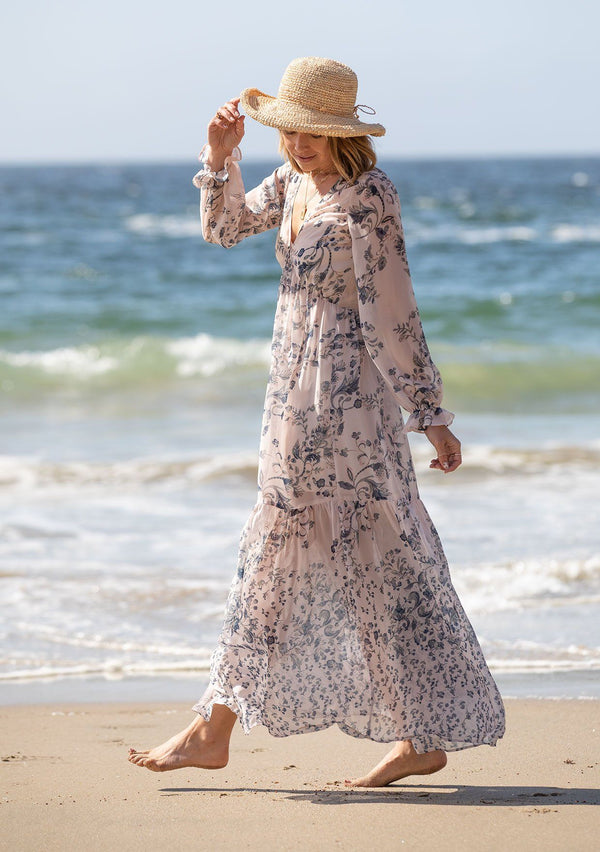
281, 131, 335, 173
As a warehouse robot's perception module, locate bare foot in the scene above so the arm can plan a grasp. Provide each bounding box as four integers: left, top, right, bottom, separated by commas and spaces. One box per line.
128, 712, 232, 773
345, 740, 447, 788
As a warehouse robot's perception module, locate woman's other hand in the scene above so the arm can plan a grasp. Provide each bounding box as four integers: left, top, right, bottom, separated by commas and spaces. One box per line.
205, 98, 245, 170
425, 425, 462, 474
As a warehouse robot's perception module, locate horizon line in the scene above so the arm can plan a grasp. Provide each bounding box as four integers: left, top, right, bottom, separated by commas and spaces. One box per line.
1, 151, 600, 168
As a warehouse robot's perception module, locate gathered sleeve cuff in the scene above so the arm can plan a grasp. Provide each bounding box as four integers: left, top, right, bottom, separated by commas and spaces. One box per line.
402, 405, 455, 434
192, 145, 289, 248
348, 171, 454, 435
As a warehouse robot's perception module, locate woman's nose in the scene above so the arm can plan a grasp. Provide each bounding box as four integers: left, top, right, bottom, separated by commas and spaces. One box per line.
294, 133, 312, 149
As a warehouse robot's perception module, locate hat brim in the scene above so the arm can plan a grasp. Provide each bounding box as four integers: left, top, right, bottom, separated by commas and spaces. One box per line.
240, 88, 386, 138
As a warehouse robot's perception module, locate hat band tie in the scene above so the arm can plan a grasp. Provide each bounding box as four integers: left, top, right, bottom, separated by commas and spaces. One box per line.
353, 104, 376, 118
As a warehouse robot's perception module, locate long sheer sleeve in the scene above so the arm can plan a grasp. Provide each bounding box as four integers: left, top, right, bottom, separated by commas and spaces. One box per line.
348, 171, 454, 434
193, 153, 290, 249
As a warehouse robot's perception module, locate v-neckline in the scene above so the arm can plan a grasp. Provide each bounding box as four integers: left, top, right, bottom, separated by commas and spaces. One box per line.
288, 174, 343, 248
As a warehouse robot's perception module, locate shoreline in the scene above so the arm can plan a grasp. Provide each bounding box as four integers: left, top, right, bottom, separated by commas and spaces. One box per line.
2, 698, 598, 852
2, 669, 600, 707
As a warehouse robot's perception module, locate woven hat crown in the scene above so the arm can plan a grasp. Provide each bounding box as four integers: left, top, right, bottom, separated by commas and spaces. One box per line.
278, 57, 357, 117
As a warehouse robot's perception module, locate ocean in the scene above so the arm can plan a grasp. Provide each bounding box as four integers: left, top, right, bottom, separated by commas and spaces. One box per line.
1, 156, 599, 703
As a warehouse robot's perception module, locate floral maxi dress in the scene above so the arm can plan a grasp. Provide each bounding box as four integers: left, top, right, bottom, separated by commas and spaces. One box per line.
191, 157, 505, 752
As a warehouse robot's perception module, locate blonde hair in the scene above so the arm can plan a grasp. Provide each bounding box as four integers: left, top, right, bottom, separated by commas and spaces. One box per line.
278, 133, 377, 183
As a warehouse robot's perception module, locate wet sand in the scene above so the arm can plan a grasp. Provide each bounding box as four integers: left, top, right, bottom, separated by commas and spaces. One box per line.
1, 699, 598, 851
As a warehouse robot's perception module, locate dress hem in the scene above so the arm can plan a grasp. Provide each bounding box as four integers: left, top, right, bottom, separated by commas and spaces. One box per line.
192, 691, 504, 754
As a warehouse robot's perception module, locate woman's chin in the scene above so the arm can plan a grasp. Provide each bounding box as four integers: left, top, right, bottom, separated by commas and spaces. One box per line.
296, 159, 317, 171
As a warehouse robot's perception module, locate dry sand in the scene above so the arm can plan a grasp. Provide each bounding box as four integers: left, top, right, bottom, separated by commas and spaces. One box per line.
1, 698, 598, 851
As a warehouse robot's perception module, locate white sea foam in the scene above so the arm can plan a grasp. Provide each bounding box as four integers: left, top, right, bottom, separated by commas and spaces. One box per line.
482, 637, 600, 673
1, 336, 597, 421
0, 345, 118, 376
166, 333, 271, 377
0, 451, 259, 492
1, 443, 598, 494
407, 223, 540, 245
458, 226, 537, 244
454, 555, 600, 614
126, 211, 537, 246
5, 624, 216, 658
125, 213, 204, 238
571, 172, 590, 187
551, 223, 600, 243
407, 221, 600, 246
413, 195, 438, 209
0, 658, 213, 682
2, 640, 598, 682
125, 211, 600, 247
0, 333, 271, 384
412, 442, 600, 477
2, 550, 598, 683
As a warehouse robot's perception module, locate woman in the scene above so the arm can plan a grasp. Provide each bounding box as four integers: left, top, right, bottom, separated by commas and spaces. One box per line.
129, 57, 505, 787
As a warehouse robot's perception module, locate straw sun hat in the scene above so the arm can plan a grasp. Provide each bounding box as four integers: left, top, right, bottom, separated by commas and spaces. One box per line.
240, 57, 386, 138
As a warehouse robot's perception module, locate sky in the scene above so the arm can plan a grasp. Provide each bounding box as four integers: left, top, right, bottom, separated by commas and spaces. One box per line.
0, 0, 597, 162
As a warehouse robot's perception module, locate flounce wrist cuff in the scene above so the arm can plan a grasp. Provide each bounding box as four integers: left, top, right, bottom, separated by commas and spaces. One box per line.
192, 144, 242, 188
403, 406, 455, 434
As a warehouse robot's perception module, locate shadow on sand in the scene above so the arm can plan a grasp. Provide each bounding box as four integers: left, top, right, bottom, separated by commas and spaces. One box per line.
159, 784, 599, 806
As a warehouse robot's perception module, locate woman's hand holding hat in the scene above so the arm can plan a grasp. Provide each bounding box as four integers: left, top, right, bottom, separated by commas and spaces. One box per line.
206, 98, 245, 171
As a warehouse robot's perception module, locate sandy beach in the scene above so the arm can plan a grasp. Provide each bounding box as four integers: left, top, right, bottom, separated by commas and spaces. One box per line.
1, 698, 598, 851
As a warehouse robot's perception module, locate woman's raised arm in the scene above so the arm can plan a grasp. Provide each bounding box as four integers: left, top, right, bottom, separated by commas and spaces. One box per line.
193, 98, 289, 248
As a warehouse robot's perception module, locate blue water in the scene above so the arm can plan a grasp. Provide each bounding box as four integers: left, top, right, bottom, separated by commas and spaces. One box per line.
0, 157, 599, 701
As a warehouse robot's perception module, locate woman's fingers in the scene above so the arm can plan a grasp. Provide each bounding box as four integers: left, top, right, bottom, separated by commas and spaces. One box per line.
444, 453, 462, 472
206, 98, 245, 163
214, 99, 242, 125
208, 104, 243, 134
222, 100, 241, 120
216, 107, 236, 125
429, 449, 462, 473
